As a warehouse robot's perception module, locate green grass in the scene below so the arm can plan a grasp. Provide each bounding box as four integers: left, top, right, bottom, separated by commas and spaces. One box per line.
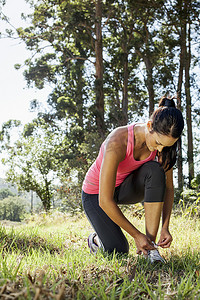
0, 209, 200, 299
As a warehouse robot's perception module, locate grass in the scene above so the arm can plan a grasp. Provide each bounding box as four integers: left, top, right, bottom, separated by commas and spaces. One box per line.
0, 208, 199, 299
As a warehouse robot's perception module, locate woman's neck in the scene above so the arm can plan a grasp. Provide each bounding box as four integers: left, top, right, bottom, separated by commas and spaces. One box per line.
134, 123, 147, 149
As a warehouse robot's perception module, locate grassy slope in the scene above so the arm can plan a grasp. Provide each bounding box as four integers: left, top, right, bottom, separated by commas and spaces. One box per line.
0, 209, 199, 299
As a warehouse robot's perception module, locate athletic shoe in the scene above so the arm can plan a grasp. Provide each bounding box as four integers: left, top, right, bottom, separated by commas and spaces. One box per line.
87, 233, 99, 253
147, 242, 166, 264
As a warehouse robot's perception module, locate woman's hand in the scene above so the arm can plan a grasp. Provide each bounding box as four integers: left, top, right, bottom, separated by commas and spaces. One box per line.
134, 232, 155, 255
157, 227, 172, 248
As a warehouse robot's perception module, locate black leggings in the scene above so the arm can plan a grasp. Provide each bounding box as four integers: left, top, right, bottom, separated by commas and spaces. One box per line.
82, 161, 166, 254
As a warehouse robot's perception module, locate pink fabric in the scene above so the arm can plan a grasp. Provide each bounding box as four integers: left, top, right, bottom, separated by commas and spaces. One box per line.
82, 123, 157, 194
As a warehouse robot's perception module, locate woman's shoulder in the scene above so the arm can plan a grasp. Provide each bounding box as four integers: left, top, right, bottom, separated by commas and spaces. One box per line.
107, 125, 128, 143
104, 125, 128, 159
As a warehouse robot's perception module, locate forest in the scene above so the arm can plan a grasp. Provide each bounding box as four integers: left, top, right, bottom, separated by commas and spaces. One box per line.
0, 0, 200, 211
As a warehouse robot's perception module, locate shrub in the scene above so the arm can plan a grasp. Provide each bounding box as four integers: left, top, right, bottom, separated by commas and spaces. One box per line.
0, 188, 16, 200
0, 196, 27, 221
178, 182, 200, 218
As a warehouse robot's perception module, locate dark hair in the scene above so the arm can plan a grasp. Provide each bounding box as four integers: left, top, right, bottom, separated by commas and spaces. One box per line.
150, 97, 184, 171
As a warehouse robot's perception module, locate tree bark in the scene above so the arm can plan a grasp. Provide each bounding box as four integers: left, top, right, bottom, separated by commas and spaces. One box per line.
144, 55, 154, 116
176, 12, 185, 191
95, 0, 105, 138
184, 21, 194, 186
143, 23, 154, 116
121, 40, 129, 125
31, 190, 33, 214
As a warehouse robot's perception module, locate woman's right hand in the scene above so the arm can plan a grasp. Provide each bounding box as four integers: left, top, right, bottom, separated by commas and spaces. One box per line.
134, 232, 155, 255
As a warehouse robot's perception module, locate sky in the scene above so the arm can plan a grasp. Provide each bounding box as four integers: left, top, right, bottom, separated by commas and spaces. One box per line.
0, 0, 52, 178
0, 0, 51, 128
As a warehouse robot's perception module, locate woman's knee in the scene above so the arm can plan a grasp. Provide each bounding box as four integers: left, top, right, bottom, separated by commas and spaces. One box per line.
105, 240, 129, 255
143, 161, 165, 186
141, 161, 166, 202
102, 232, 129, 254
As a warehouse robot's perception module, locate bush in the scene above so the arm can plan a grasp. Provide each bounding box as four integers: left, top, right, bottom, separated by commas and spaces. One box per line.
178, 187, 200, 218
0, 188, 16, 200
0, 196, 27, 221
54, 184, 83, 214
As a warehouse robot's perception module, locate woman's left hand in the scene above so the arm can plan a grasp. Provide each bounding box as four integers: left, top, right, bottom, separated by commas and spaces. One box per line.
157, 227, 173, 248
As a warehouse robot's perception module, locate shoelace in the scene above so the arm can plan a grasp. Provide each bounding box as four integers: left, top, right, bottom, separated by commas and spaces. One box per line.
147, 242, 166, 263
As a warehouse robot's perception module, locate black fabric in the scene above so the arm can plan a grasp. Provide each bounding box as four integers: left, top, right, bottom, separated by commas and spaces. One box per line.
82, 161, 166, 254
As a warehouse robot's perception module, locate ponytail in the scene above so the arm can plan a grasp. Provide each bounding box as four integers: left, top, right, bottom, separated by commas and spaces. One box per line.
159, 141, 178, 171
151, 97, 184, 171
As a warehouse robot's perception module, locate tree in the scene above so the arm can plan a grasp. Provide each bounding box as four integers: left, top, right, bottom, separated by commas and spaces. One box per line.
15, 0, 106, 137
1, 119, 67, 211
104, 0, 145, 126
3, 0, 200, 191
162, 0, 200, 187
103, 0, 172, 126
130, 0, 170, 116
176, 0, 185, 191
14, 0, 180, 125
0, 188, 16, 200
162, 0, 186, 191
0, 196, 27, 221
0, 119, 21, 146
95, 0, 105, 136
184, 0, 194, 186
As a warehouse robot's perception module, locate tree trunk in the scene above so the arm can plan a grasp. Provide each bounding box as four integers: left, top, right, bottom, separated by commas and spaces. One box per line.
31, 190, 33, 214
76, 43, 85, 129
95, 0, 105, 138
184, 21, 194, 186
121, 40, 129, 125
143, 23, 154, 116
144, 55, 154, 116
176, 16, 185, 191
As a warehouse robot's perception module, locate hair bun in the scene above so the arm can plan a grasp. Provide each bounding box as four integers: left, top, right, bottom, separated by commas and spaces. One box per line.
159, 97, 176, 108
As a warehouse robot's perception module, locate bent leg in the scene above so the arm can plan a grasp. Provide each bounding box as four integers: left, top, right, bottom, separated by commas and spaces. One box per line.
116, 161, 166, 242
144, 202, 163, 242
116, 161, 165, 205
142, 161, 166, 241
82, 191, 129, 254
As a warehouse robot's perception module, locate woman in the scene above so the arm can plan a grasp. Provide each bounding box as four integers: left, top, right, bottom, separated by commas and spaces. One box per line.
82, 97, 184, 263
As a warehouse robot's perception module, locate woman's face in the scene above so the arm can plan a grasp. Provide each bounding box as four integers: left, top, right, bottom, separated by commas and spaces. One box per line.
145, 121, 178, 152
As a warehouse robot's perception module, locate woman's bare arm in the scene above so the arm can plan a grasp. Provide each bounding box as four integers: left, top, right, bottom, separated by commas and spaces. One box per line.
157, 168, 174, 248
99, 128, 155, 254
162, 168, 174, 229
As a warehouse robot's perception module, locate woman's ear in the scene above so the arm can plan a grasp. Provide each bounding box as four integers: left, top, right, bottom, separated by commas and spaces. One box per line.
147, 121, 153, 133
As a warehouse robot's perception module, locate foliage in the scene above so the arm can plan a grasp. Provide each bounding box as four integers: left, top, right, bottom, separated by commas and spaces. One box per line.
1, 0, 200, 198
16, 0, 177, 124
8, 0, 199, 185
0, 120, 21, 147
178, 173, 200, 217
0, 188, 16, 200
179, 193, 200, 218
191, 173, 200, 189
0, 117, 98, 213
54, 181, 83, 214
1, 118, 69, 211
0, 196, 27, 221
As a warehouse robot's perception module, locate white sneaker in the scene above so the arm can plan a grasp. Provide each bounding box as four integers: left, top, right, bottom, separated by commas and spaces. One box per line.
147, 242, 166, 264
88, 233, 99, 253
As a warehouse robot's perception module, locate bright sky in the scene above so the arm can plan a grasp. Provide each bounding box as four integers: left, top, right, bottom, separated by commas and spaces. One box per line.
0, 0, 51, 128
0, 0, 52, 178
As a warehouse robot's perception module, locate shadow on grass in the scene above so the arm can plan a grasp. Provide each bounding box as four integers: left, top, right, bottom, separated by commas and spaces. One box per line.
124, 251, 200, 294
0, 226, 61, 254
59, 251, 200, 299
0, 239, 199, 299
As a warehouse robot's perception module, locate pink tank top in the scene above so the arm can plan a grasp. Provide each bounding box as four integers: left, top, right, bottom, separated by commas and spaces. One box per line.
82, 123, 157, 194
